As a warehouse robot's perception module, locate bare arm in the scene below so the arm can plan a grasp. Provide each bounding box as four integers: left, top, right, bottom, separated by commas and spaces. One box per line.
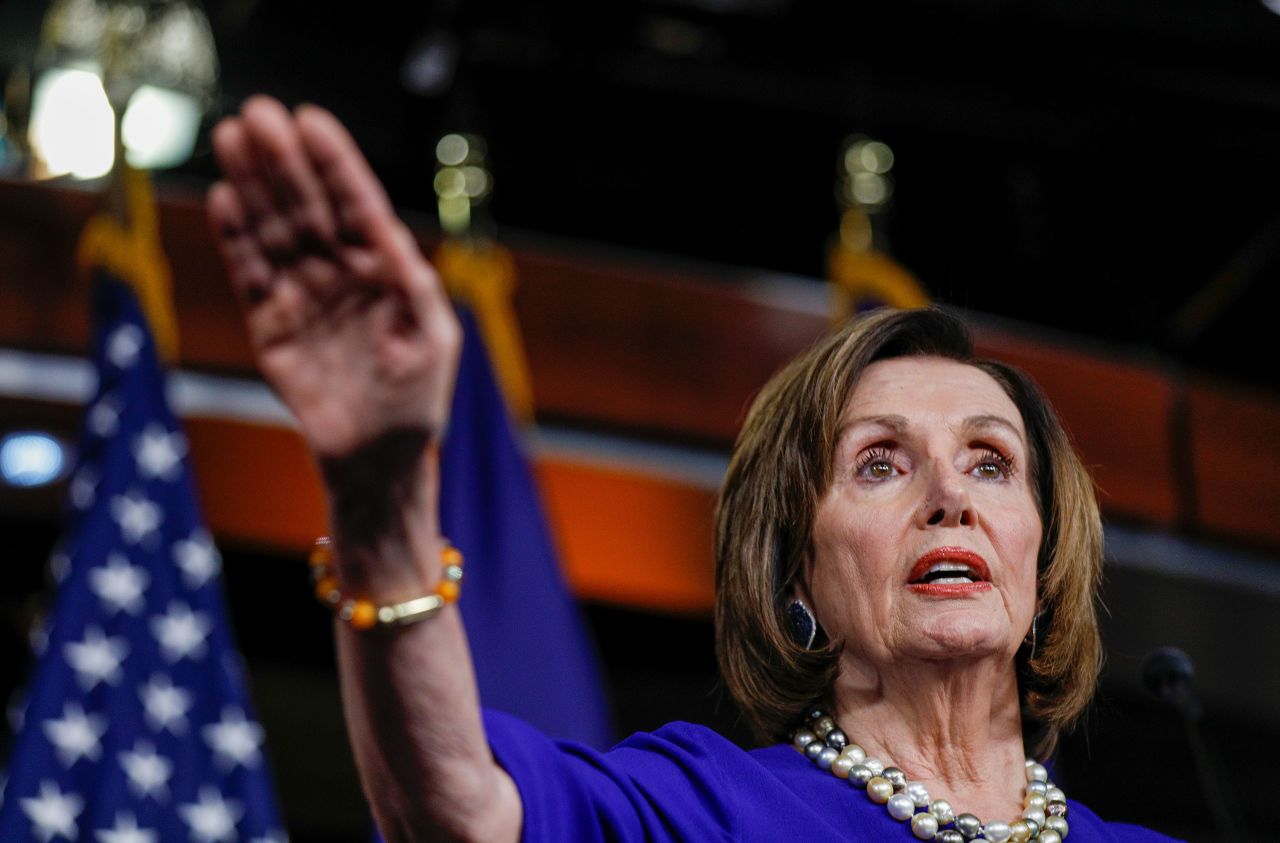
207, 96, 521, 842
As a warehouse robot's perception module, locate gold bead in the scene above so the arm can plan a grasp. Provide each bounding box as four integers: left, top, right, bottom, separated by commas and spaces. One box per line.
866, 776, 893, 803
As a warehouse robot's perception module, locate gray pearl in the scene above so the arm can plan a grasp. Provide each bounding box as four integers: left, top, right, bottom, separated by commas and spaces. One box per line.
954, 813, 982, 839
1023, 819, 1040, 838
808, 708, 825, 721
826, 729, 848, 749
882, 766, 908, 789
816, 746, 839, 770
804, 741, 825, 761
849, 764, 873, 787
792, 729, 816, 750
937, 831, 965, 843
1026, 780, 1048, 796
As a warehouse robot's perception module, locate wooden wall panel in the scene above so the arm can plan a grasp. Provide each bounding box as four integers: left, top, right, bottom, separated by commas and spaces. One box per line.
975, 328, 1181, 527
1187, 381, 1280, 547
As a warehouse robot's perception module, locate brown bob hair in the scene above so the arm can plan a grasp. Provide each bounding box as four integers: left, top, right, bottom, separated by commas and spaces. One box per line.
714, 307, 1103, 757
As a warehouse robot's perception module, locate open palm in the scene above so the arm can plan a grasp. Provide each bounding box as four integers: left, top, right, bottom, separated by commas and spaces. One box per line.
207, 97, 460, 461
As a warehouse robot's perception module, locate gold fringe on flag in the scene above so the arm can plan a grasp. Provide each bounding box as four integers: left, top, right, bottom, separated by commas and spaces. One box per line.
433, 238, 534, 423
75, 162, 180, 363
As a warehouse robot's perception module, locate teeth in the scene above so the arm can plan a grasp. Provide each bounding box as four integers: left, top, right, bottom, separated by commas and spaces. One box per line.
925, 562, 974, 576
931, 577, 972, 585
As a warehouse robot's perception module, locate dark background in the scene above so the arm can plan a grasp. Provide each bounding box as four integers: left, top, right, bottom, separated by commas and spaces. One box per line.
3, 0, 1278, 389
4, 1, 1280, 840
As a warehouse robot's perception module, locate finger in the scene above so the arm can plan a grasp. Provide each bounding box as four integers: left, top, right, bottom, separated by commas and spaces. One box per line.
294, 104, 395, 245
211, 114, 295, 262
207, 180, 273, 307
240, 96, 337, 248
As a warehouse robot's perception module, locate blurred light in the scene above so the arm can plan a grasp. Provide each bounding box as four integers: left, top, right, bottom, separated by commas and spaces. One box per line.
1263, 0, 1280, 15
436, 134, 470, 167
851, 172, 891, 206
28, 66, 115, 179
0, 431, 68, 488
401, 32, 459, 96
460, 165, 490, 199
858, 141, 894, 174
434, 167, 466, 199
438, 195, 471, 234
121, 84, 201, 169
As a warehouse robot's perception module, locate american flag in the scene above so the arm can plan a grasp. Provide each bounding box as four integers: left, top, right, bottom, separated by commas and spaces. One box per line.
0, 260, 287, 840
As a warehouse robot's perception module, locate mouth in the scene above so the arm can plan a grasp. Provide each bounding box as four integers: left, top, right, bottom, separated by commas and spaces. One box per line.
907, 548, 991, 587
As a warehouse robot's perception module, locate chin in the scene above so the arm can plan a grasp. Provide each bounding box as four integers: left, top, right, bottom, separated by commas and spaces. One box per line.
910, 614, 1010, 660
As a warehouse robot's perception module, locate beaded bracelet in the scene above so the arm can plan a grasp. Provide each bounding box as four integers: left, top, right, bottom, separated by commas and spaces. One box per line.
309, 536, 465, 631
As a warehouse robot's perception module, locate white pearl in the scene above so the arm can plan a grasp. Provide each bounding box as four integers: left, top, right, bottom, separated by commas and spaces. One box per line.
983, 820, 1012, 842
1023, 808, 1046, 827
1046, 786, 1066, 803
792, 729, 816, 750
1038, 831, 1062, 843
1026, 762, 1048, 783
887, 793, 916, 821
904, 781, 930, 808
841, 743, 866, 764
911, 812, 940, 840
1024, 793, 1046, 810
863, 757, 885, 775
1045, 816, 1068, 836
930, 799, 954, 824
831, 756, 855, 778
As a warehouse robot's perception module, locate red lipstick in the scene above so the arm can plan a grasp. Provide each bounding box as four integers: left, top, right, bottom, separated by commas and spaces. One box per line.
906, 547, 992, 597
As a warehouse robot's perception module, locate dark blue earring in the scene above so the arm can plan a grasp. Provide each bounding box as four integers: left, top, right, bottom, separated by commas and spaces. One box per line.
786, 599, 817, 650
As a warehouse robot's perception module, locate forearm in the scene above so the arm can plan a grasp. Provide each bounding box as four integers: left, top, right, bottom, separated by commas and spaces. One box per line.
324, 442, 522, 842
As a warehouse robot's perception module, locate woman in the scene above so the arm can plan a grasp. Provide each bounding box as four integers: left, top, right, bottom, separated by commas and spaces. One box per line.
207, 96, 1177, 842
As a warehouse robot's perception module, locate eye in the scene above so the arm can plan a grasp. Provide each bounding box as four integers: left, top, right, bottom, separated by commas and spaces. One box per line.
855, 445, 900, 480
971, 447, 1015, 480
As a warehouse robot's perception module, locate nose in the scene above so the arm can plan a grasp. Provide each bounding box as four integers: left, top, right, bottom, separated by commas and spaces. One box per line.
917, 460, 974, 528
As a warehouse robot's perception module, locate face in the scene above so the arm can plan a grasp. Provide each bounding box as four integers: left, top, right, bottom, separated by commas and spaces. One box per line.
803, 356, 1042, 671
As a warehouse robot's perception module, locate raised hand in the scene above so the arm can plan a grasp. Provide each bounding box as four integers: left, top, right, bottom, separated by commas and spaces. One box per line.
207, 96, 460, 463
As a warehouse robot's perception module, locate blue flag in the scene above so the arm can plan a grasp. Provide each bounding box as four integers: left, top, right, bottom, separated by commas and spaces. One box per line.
440, 307, 612, 749
0, 271, 287, 842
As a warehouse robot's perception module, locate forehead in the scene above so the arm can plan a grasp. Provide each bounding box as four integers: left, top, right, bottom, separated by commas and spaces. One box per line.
843, 356, 1026, 436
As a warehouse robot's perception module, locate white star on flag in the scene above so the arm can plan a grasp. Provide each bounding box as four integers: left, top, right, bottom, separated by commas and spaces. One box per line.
20, 779, 83, 843
69, 466, 98, 510
63, 626, 128, 691
139, 673, 194, 734
88, 396, 122, 438
174, 530, 222, 589
88, 553, 150, 615
202, 707, 265, 771
42, 702, 107, 768
119, 740, 172, 800
106, 324, 144, 368
178, 787, 243, 843
133, 423, 187, 481
151, 601, 212, 662
95, 811, 157, 843
111, 489, 163, 546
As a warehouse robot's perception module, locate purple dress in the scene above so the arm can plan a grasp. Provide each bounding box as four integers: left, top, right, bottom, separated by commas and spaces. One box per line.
485, 710, 1181, 842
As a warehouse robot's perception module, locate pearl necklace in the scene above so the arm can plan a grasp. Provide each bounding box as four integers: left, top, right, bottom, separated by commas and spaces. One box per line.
792, 710, 1070, 842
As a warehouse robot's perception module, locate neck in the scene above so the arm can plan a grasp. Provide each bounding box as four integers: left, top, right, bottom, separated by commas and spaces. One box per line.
832, 653, 1028, 822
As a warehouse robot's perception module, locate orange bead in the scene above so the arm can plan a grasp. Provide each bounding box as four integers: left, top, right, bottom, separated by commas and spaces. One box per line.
314, 577, 339, 602
436, 580, 461, 603
441, 546, 463, 567
309, 543, 333, 568
348, 600, 377, 630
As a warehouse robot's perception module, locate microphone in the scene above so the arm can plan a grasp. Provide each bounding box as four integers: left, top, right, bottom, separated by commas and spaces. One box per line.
1140, 646, 1202, 721
1140, 646, 1247, 841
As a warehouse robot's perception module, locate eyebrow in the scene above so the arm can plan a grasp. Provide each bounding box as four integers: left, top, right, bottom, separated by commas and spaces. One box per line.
840, 413, 1025, 442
